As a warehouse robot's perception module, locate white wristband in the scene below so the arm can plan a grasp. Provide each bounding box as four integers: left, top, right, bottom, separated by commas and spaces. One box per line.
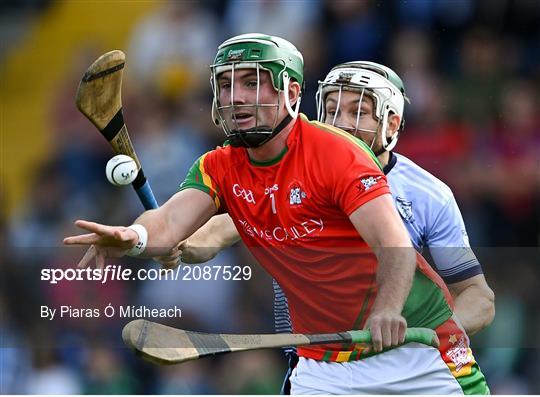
125, 224, 148, 257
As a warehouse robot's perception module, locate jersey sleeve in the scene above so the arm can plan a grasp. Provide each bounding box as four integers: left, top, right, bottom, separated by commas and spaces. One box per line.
426, 196, 483, 284
328, 135, 391, 215
179, 151, 224, 212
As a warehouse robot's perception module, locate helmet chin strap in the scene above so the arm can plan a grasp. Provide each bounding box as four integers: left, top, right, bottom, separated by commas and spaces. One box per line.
228, 113, 293, 148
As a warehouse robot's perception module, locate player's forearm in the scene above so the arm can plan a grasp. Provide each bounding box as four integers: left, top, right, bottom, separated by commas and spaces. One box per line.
451, 283, 495, 335
180, 214, 241, 264
131, 208, 178, 257
188, 214, 240, 249
349, 195, 417, 314
133, 189, 218, 258
371, 246, 416, 314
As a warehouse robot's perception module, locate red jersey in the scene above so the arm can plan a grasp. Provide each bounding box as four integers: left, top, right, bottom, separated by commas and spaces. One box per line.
180, 114, 460, 363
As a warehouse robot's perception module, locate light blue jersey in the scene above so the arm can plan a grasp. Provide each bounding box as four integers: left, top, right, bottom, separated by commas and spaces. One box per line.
385, 152, 482, 284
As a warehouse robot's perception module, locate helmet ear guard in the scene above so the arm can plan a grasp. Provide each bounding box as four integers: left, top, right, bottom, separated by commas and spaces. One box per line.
380, 104, 399, 152
210, 76, 220, 126
282, 71, 302, 120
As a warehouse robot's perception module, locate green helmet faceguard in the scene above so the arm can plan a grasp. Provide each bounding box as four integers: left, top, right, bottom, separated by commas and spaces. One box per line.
210, 33, 304, 148
316, 61, 409, 153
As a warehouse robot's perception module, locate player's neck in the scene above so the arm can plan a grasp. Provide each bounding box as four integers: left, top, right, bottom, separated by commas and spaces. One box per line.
247, 119, 295, 163
377, 151, 390, 168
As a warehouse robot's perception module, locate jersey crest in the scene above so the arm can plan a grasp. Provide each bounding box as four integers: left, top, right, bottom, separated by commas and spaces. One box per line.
446, 335, 472, 373
357, 176, 382, 193
395, 196, 414, 223
288, 180, 307, 206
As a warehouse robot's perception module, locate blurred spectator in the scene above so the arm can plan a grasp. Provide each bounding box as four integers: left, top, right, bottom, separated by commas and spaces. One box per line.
127, 1, 221, 99
0, 0, 51, 62
323, 0, 389, 63
395, 0, 474, 29
215, 351, 285, 394
0, 295, 32, 394
26, 346, 82, 394
471, 80, 540, 245
389, 29, 438, 122
298, 26, 331, 119
449, 27, 505, 126
156, 361, 217, 394
393, 80, 474, 186
83, 346, 139, 394
8, 161, 68, 250
223, 0, 322, 46
133, 96, 215, 205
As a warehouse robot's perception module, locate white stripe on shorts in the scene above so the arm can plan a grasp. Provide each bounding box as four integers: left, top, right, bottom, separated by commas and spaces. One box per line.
290, 343, 463, 395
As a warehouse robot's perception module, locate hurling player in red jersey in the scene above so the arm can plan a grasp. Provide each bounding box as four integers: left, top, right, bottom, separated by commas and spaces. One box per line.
162, 60, 491, 395
64, 34, 484, 393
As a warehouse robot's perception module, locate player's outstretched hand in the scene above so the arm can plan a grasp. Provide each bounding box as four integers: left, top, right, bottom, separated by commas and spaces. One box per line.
364, 310, 407, 352
63, 220, 139, 269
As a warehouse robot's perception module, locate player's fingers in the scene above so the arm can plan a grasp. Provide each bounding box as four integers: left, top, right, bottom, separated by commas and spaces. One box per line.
63, 233, 100, 245
398, 320, 407, 345
169, 245, 181, 256
155, 245, 181, 262
95, 250, 105, 271
154, 255, 168, 263
156, 256, 177, 268
370, 324, 383, 352
159, 260, 179, 274
391, 320, 400, 346
168, 251, 181, 264
77, 245, 96, 269
75, 220, 117, 237
381, 322, 392, 349
113, 228, 138, 243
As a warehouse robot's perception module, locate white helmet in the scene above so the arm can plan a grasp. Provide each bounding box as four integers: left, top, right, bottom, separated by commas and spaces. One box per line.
316, 61, 409, 152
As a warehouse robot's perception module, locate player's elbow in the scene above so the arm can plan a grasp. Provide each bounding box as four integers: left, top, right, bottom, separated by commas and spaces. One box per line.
470, 284, 496, 333
481, 286, 496, 328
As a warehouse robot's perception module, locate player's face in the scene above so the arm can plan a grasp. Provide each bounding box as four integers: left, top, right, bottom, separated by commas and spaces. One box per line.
216, 69, 284, 133
324, 90, 382, 150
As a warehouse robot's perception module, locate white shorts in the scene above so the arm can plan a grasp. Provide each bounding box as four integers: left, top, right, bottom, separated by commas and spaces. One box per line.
290, 343, 463, 395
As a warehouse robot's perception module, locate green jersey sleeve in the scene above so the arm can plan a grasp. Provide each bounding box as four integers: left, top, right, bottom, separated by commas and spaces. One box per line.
179, 152, 222, 210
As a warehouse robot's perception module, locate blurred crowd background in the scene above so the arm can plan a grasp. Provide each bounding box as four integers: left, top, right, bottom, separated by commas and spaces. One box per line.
1, 0, 539, 394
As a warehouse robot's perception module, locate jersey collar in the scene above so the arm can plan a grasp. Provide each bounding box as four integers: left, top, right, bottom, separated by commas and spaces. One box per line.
383, 152, 397, 175
247, 115, 301, 167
